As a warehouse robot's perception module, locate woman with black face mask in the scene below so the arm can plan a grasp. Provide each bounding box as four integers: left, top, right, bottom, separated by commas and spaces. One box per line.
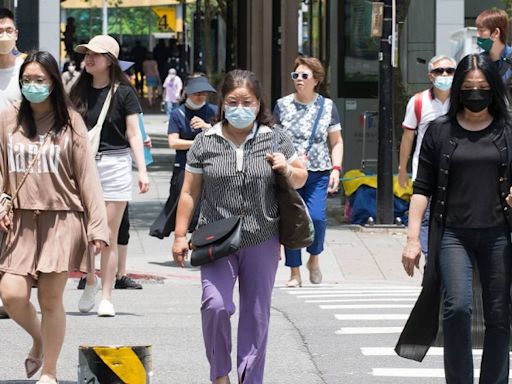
396, 54, 512, 384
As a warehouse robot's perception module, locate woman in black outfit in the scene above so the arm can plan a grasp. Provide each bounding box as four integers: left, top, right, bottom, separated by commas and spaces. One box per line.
397, 54, 512, 384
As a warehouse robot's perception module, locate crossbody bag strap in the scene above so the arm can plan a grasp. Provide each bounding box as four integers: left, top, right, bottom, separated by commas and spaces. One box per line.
11, 129, 52, 201
95, 83, 119, 132
305, 95, 325, 155
239, 124, 261, 216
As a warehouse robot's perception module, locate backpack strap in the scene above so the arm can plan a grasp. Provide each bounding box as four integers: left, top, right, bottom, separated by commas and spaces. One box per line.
413, 91, 423, 128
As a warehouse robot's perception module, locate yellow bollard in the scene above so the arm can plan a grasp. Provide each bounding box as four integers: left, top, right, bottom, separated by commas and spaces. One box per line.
78, 345, 152, 383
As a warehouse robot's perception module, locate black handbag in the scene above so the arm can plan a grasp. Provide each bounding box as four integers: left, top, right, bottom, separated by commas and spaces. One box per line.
189, 216, 242, 266
189, 125, 261, 266
272, 129, 315, 249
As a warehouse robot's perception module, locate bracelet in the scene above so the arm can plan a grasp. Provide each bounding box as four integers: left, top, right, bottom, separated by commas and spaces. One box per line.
332, 165, 342, 172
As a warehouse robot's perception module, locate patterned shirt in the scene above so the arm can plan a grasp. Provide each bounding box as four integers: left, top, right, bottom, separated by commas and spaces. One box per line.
186, 123, 297, 248
273, 93, 341, 171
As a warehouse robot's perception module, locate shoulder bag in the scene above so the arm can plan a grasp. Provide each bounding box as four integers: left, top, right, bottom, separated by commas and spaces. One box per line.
87, 83, 118, 155
189, 125, 261, 266
272, 129, 315, 249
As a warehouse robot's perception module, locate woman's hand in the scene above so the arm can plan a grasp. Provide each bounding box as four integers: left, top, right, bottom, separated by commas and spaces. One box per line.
138, 171, 150, 194
172, 235, 189, 268
328, 169, 340, 193
506, 186, 512, 207
266, 152, 289, 175
89, 240, 107, 254
190, 116, 211, 130
0, 212, 10, 232
402, 238, 421, 277
143, 135, 152, 148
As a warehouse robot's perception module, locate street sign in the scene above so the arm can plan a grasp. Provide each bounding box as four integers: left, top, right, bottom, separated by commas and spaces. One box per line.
152, 6, 177, 32
371, 2, 384, 38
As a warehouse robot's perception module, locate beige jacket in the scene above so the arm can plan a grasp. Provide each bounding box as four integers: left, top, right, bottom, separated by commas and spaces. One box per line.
0, 104, 109, 244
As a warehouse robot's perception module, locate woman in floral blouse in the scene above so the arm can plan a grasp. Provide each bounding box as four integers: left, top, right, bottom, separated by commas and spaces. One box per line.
273, 56, 344, 287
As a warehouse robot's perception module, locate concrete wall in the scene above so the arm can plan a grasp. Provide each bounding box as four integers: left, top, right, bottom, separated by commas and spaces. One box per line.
38, 0, 60, 63
436, 0, 464, 56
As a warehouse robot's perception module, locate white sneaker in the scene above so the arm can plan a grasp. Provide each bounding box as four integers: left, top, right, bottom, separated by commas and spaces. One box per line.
78, 277, 100, 313
97, 299, 115, 317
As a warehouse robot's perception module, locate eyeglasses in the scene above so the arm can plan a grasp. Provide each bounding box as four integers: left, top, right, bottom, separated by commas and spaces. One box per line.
20, 79, 49, 87
290, 71, 312, 80
430, 67, 456, 76
224, 100, 258, 108
0, 27, 15, 35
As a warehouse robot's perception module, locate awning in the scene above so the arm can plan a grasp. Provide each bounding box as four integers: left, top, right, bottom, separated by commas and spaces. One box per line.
60, 0, 194, 8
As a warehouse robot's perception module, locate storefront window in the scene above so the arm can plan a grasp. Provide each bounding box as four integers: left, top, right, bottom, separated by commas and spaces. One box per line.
338, 0, 378, 98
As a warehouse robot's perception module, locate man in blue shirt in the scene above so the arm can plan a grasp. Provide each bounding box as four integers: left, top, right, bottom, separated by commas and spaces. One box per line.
476, 8, 512, 84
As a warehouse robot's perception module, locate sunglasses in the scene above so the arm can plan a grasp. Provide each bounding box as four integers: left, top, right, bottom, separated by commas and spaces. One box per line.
430, 67, 455, 75
291, 71, 312, 80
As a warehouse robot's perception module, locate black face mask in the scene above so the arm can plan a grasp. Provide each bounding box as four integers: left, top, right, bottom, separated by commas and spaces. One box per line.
460, 89, 492, 113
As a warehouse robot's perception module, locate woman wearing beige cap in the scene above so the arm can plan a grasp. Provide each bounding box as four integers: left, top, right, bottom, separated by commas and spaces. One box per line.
69, 35, 150, 317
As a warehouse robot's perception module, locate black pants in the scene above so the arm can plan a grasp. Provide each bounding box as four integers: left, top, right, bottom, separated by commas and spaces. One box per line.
118, 205, 130, 245
149, 168, 200, 239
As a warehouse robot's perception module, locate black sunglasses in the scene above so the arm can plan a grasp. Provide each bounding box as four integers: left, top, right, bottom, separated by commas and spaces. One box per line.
430, 67, 456, 75
291, 71, 311, 80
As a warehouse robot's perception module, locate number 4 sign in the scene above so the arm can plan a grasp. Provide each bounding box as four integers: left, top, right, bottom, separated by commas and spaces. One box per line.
152, 7, 177, 32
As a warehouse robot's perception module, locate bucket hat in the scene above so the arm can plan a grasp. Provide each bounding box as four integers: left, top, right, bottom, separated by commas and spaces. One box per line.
185, 76, 216, 94
75, 35, 120, 58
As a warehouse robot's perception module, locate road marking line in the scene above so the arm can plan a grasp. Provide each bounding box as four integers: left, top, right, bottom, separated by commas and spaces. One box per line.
297, 293, 419, 299
336, 327, 403, 334
320, 304, 414, 309
372, 368, 500, 378
308, 298, 416, 303
361, 347, 488, 356
336, 314, 409, 320
286, 290, 421, 295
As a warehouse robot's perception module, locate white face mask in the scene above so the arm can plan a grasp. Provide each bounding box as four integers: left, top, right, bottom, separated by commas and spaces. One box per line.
186, 98, 205, 110
68, 65, 76, 74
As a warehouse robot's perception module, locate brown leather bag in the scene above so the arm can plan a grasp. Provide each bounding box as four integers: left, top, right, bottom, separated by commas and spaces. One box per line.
271, 129, 314, 249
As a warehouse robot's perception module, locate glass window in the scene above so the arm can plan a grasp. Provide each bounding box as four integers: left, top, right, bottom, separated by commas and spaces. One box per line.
338, 0, 379, 98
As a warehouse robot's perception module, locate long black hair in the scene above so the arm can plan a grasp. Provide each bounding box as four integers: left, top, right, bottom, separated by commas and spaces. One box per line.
69, 52, 132, 116
218, 69, 272, 126
448, 54, 510, 122
17, 51, 71, 138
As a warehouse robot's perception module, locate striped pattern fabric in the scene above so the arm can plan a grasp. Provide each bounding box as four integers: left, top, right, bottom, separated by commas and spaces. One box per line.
186, 123, 296, 248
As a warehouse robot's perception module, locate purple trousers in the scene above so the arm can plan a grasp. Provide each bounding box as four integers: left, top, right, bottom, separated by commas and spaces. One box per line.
200, 235, 280, 384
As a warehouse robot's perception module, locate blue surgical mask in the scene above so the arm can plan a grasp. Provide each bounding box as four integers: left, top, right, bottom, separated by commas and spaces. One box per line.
434, 76, 453, 91
224, 106, 257, 129
21, 83, 51, 103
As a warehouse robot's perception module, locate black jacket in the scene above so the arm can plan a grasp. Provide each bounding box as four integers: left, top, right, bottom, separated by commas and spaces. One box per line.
395, 115, 512, 361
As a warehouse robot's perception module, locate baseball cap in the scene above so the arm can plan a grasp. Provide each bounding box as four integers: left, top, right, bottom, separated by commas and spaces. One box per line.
75, 35, 120, 58
185, 76, 216, 94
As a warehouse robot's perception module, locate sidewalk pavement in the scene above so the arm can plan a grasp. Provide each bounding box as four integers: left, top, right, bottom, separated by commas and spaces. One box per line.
137, 114, 423, 287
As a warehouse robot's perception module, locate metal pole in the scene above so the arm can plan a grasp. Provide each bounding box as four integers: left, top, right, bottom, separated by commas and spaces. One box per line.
376, 0, 394, 224
193, 0, 204, 72
102, 0, 108, 35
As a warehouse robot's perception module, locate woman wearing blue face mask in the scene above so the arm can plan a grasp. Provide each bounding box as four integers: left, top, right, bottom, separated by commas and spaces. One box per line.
172, 70, 307, 384
149, 73, 217, 239
273, 56, 344, 288
0, 51, 108, 384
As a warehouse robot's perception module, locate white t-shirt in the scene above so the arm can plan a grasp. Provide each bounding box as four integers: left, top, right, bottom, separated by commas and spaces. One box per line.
402, 88, 450, 180
0, 56, 23, 112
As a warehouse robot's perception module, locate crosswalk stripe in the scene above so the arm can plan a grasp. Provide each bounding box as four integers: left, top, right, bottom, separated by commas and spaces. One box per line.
336, 327, 403, 334
307, 298, 416, 303
361, 347, 487, 356
281, 285, 419, 291
320, 304, 414, 309
372, 368, 506, 378
297, 292, 419, 299
336, 314, 409, 320
286, 289, 420, 295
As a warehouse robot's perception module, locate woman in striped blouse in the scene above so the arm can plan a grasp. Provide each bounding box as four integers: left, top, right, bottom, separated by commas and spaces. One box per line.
172, 70, 307, 384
